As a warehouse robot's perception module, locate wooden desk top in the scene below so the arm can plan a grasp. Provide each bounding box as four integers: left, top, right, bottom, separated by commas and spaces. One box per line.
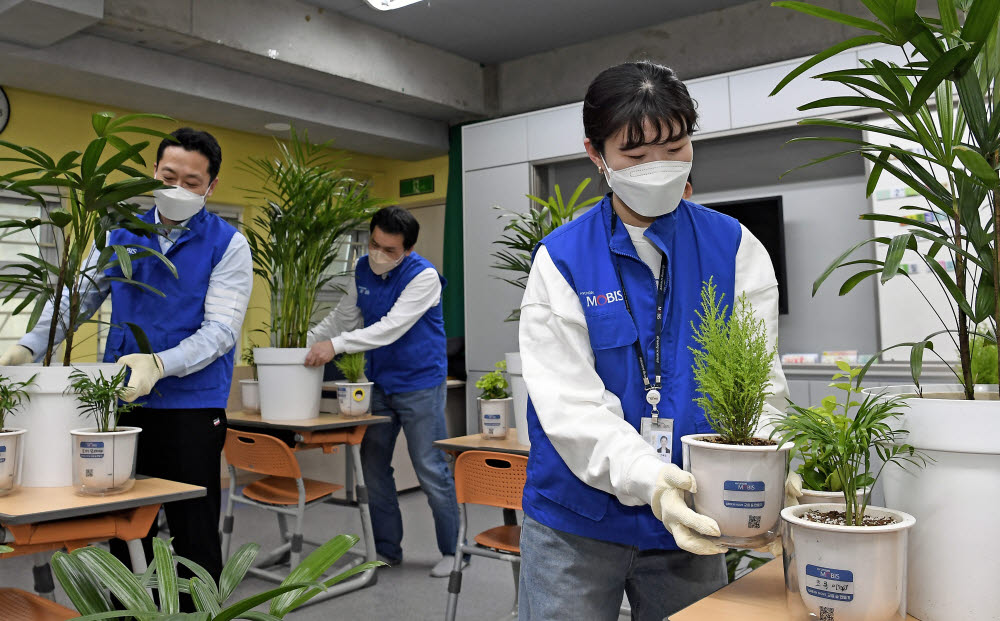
434, 433, 529, 456
669, 560, 917, 620
227, 410, 391, 431
0, 478, 204, 525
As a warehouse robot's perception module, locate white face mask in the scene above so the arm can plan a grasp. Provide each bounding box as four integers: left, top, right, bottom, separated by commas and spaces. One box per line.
601, 154, 692, 218
369, 248, 404, 276
153, 186, 207, 221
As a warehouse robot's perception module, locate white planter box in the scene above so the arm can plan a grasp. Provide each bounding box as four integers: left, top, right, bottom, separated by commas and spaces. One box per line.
798, 488, 866, 506
255, 348, 323, 421
782, 503, 915, 621
334, 381, 373, 416
681, 433, 791, 548
478, 397, 511, 439
505, 352, 529, 446
0, 428, 26, 496
70, 426, 141, 495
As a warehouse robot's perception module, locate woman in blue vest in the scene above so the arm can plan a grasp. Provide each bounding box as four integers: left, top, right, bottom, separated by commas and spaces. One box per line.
517, 62, 792, 619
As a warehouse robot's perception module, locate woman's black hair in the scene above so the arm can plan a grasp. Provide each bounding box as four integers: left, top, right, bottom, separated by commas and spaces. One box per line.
583, 61, 698, 154
371, 206, 419, 249
156, 127, 223, 181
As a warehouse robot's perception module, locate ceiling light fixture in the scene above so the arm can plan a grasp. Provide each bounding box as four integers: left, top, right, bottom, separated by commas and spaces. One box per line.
264, 122, 291, 131
364, 0, 424, 11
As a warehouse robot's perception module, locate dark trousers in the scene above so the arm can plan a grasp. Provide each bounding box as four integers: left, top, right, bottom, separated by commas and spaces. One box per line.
109, 406, 227, 607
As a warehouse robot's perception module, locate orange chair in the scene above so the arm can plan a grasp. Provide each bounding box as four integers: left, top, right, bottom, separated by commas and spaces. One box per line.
221, 429, 343, 582
0, 588, 77, 621
445, 450, 527, 621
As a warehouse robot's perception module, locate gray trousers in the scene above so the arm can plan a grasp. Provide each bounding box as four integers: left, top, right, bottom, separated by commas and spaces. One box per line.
518, 515, 727, 621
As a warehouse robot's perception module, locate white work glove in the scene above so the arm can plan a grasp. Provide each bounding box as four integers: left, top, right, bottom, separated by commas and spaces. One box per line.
758, 471, 804, 557
650, 464, 729, 556
0, 344, 33, 366
118, 353, 164, 403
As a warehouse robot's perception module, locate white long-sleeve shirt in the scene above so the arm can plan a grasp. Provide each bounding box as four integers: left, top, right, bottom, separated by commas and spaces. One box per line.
519, 223, 788, 509
308, 266, 441, 353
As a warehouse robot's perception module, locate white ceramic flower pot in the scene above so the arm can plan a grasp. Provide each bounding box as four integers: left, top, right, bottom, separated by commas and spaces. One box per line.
0, 428, 26, 496
875, 383, 999, 621
335, 381, 373, 416
798, 488, 866, 506
478, 397, 512, 439
2, 363, 122, 487
70, 426, 141, 495
239, 379, 260, 412
681, 434, 791, 548
782, 503, 915, 621
254, 348, 323, 420
505, 352, 529, 446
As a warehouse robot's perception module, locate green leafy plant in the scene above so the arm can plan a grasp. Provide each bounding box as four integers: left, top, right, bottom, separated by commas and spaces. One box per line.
0, 374, 34, 430
690, 278, 776, 445
771, 0, 999, 399
0, 544, 11, 554
334, 352, 367, 383
241, 345, 257, 381
68, 367, 136, 432
968, 332, 999, 384
242, 128, 385, 349
50, 534, 384, 620
491, 178, 602, 321
0, 112, 178, 365
476, 360, 510, 400
771, 363, 929, 526
725, 548, 769, 583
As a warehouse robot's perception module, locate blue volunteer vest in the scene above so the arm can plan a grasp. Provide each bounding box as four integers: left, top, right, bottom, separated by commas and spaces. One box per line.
103, 207, 238, 409
354, 252, 447, 394
523, 195, 742, 550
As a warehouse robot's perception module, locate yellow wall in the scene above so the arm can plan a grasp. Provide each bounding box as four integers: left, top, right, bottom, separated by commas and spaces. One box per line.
0, 87, 448, 360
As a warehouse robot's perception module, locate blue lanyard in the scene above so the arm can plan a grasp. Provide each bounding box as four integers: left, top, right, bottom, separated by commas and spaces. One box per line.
609, 211, 668, 413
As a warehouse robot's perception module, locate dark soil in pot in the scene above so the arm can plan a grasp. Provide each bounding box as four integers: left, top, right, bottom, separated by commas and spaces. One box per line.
802, 510, 897, 527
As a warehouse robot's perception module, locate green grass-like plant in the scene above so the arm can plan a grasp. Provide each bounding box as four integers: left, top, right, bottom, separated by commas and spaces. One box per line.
334, 352, 367, 383
242, 345, 257, 381
50, 534, 384, 620
68, 367, 135, 432
476, 360, 510, 400
968, 333, 998, 385
0, 374, 34, 431
690, 278, 776, 445
771, 363, 929, 526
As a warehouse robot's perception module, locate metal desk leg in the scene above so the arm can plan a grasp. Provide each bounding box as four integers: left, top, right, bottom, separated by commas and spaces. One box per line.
126, 539, 148, 573
344, 449, 355, 504
31, 552, 55, 601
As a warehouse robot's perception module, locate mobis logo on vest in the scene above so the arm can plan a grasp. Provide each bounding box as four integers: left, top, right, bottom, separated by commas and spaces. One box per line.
579, 289, 624, 308
358, 285, 371, 296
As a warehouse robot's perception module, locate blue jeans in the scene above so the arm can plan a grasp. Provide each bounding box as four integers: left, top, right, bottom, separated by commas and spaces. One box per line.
518, 516, 727, 621
361, 382, 459, 561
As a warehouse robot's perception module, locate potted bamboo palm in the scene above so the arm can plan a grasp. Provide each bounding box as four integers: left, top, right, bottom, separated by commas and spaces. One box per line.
0, 112, 176, 487
0, 374, 34, 495
240, 344, 260, 412
681, 278, 790, 548
475, 360, 512, 439
491, 178, 601, 445
333, 352, 372, 416
243, 128, 382, 421
771, 2, 1000, 618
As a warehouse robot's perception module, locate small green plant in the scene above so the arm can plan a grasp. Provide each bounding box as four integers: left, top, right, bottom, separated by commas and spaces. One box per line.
725, 548, 769, 583
0, 544, 12, 554
0, 374, 34, 431
51, 534, 384, 619
690, 278, 776, 445
68, 367, 136, 432
476, 360, 510, 400
968, 333, 998, 385
334, 352, 367, 383
771, 363, 929, 526
242, 345, 258, 381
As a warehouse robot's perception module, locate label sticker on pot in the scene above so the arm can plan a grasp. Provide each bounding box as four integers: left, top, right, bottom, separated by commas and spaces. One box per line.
0, 445, 5, 464
723, 480, 765, 509
353, 388, 365, 402
805, 564, 854, 602
80, 441, 105, 459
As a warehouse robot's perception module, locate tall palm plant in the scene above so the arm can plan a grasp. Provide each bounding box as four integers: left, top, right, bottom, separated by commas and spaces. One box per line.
242, 129, 384, 348
772, 0, 1000, 399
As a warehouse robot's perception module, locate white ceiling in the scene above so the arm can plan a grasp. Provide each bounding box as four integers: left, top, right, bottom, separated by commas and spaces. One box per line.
304, 0, 760, 64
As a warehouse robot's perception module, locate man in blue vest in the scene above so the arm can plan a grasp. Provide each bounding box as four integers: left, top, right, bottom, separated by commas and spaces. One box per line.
305, 206, 460, 577
0, 128, 252, 593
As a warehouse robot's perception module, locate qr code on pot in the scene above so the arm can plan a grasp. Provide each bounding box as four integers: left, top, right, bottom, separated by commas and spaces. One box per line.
747, 514, 761, 529
85, 468, 93, 478
820, 606, 835, 621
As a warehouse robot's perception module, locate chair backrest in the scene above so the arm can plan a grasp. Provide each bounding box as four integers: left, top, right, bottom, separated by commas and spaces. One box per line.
223, 429, 302, 479
454, 450, 527, 510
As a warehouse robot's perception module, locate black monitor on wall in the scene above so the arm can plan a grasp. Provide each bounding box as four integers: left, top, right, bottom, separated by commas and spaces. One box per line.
701, 196, 788, 315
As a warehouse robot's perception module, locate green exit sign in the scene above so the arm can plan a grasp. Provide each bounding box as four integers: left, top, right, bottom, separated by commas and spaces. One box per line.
400, 175, 434, 197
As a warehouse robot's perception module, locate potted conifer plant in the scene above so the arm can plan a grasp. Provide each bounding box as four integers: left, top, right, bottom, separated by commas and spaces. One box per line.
681, 278, 790, 548
0, 374, 34, 496
0, 112, 176, 487
240, 344, 260, 412
772, 380, 926, 621
243, 128, 382, 421
771, 2, 999, 618
475, 360, 512, 439
491, 178, 601, 445
68, 366, 140, 495
333, 352, 373, 416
